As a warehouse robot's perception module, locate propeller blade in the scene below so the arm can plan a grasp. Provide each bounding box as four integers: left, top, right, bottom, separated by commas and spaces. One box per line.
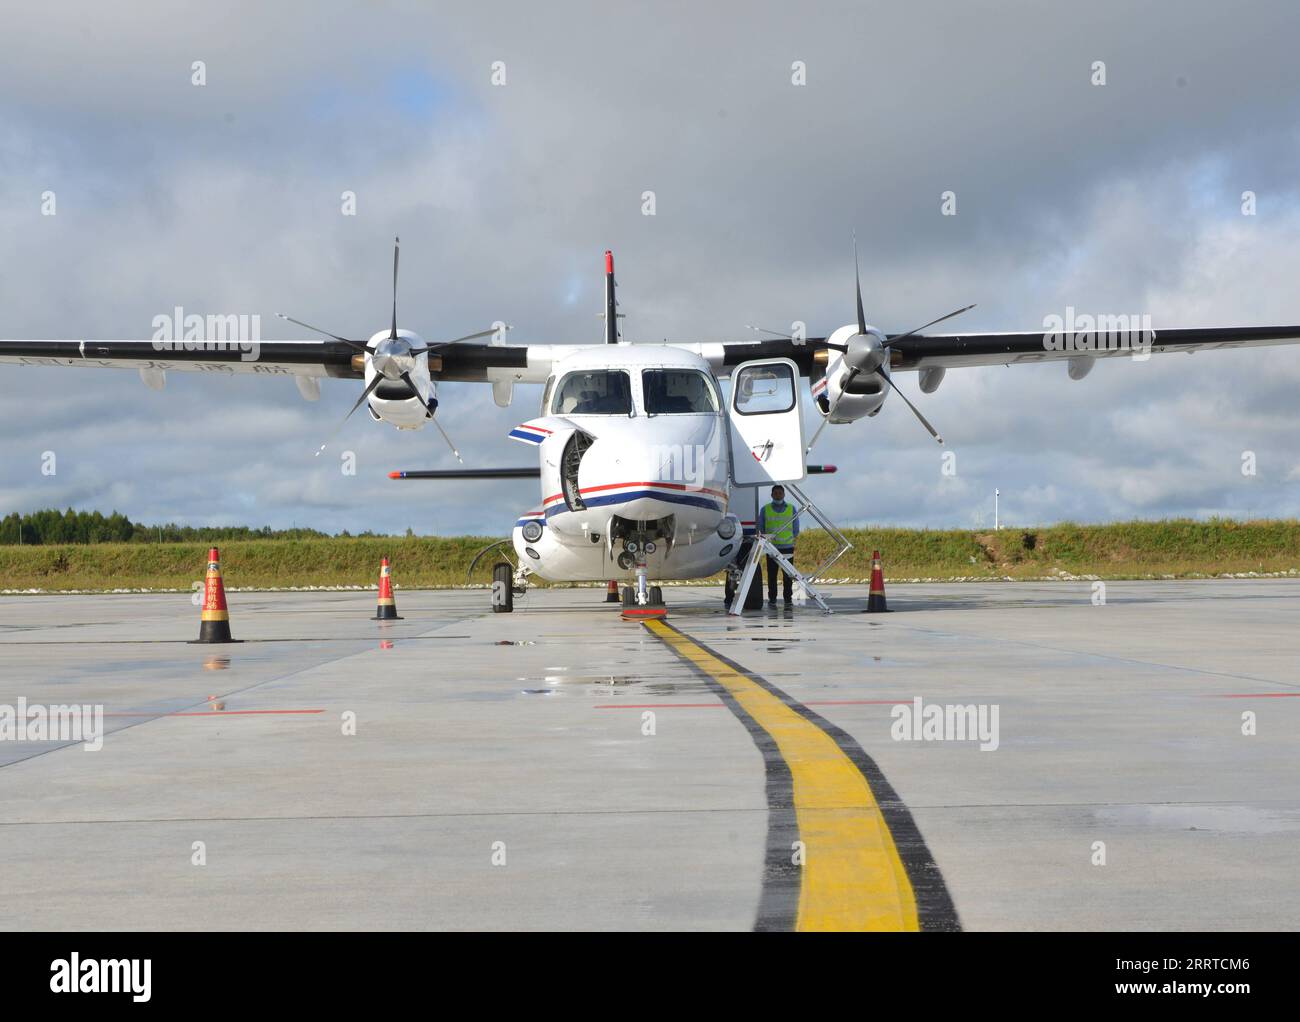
875, 367, 943, 444
430, 416, 464, 464
804, 413, 833, 454
398, 370, 427, 408
853, 232, 866, 336
313, 373, 385, 456
413, 327, 503, 355
276, 313, 368, 352
883, 304, 976, 349
398, 370, 463, 464
745, 325, 794, 340
390, 236, 400, 340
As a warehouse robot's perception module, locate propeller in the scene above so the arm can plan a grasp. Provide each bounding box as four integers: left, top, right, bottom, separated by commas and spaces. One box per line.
277, 237, 500, 458
806, 236, 974, 451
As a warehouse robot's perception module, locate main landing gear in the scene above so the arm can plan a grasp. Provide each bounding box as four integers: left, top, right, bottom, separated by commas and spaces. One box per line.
491, 561, 530, 614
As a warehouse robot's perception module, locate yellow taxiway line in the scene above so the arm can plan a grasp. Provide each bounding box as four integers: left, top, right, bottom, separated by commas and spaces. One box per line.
645, 617, 920, 931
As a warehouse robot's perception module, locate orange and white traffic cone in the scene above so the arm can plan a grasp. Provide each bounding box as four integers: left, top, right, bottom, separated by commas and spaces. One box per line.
866, 549, 889, 613
373, 556, 403, 620
605, 580, 620, 603
194, 547, 236, 643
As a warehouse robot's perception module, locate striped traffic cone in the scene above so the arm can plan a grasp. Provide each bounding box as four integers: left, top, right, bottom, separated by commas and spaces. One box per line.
605, 579, 620, 603
193, 547, 236, 643
373, 556, 403, 620
865, 549, 890, 613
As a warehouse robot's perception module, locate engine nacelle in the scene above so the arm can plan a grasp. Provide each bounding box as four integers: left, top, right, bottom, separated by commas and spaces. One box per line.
811, 324, 889, 422
363, 329, 437, 430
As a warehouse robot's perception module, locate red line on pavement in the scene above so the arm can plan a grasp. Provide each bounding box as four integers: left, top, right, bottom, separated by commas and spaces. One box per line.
102, 709, 326, 718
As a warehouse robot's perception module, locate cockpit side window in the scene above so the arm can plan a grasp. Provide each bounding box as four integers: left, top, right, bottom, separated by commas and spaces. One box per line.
642, 369, 720, 414
552, 370, 633, 415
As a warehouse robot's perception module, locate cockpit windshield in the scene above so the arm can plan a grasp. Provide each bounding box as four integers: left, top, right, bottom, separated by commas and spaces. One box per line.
552, 370, 633, 415
642, 369, 720, 414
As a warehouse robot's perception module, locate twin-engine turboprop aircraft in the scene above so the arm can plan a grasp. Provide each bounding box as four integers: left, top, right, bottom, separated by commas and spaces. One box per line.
4, 239, 1300, 613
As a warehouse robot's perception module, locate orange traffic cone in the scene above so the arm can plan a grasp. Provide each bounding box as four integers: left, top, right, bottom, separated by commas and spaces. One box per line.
605, 579, 620, 603
373, 556, 403, 620
866, 549, 889, 613
193, 547, 236, 643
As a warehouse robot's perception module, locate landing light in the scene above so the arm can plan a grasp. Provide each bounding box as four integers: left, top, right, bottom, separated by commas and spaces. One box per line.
521, 520, 543, 542
717, 517, 737, 540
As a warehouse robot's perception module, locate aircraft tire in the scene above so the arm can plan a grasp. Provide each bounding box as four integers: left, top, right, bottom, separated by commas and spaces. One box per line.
492, 562, 514, 613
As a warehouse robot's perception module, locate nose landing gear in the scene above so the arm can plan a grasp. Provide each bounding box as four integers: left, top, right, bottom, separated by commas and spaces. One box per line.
620, 560, 667, 619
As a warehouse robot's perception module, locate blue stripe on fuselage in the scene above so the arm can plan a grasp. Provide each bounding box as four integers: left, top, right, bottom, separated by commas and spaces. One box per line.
543, 488, 724, 519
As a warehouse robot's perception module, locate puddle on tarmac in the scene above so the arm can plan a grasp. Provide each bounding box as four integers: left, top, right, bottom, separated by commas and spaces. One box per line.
1095, 803, 1300, 835
511, 669, 713, 699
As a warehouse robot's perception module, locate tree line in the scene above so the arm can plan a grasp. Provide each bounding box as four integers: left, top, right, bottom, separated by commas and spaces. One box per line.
0, 508, 380, 545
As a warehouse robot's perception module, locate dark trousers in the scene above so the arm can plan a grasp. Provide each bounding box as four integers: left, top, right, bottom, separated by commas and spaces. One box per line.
766, 550, 795, 601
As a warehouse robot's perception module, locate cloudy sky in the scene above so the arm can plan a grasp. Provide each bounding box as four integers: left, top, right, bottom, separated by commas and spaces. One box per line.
2, 0, 1299, 535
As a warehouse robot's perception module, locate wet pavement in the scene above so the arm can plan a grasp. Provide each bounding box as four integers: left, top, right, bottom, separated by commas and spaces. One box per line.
0, 580, 1297, 930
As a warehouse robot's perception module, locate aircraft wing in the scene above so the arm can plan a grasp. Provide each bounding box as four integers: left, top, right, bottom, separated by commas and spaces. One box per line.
8, 323, 1300, 386
0, 339, 546, 383
707, 325, 1300, 375
880, 324, 1300, 371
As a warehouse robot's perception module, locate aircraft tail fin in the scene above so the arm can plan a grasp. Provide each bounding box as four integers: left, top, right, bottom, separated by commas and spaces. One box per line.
603, 250, 618, 343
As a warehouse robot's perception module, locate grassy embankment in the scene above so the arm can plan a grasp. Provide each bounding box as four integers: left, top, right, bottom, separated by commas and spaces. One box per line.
1, 519, 1298, 592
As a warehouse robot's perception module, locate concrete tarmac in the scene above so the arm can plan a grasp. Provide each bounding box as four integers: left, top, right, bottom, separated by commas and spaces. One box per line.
0, 580, 1296, 930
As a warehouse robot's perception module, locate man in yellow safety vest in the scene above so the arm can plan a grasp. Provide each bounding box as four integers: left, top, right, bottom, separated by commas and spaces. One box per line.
759, 484, 799, 606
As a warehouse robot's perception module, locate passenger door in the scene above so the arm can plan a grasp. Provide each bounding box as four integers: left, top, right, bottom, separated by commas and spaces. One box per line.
727, 358, 806, 485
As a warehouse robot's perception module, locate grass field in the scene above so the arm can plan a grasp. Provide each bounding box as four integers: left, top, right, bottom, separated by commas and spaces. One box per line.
1, 519, 1298, 592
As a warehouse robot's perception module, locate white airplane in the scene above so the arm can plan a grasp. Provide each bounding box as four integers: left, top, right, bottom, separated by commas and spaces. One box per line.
4, 238, 1300, 615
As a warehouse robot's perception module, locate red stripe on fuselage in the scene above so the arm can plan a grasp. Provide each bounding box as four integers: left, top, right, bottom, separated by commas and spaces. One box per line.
543, 480, 728, 506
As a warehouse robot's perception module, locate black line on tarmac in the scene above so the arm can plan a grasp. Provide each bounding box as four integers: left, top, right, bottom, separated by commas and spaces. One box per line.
643, 621, 800, 931
650, 617, 961, 933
